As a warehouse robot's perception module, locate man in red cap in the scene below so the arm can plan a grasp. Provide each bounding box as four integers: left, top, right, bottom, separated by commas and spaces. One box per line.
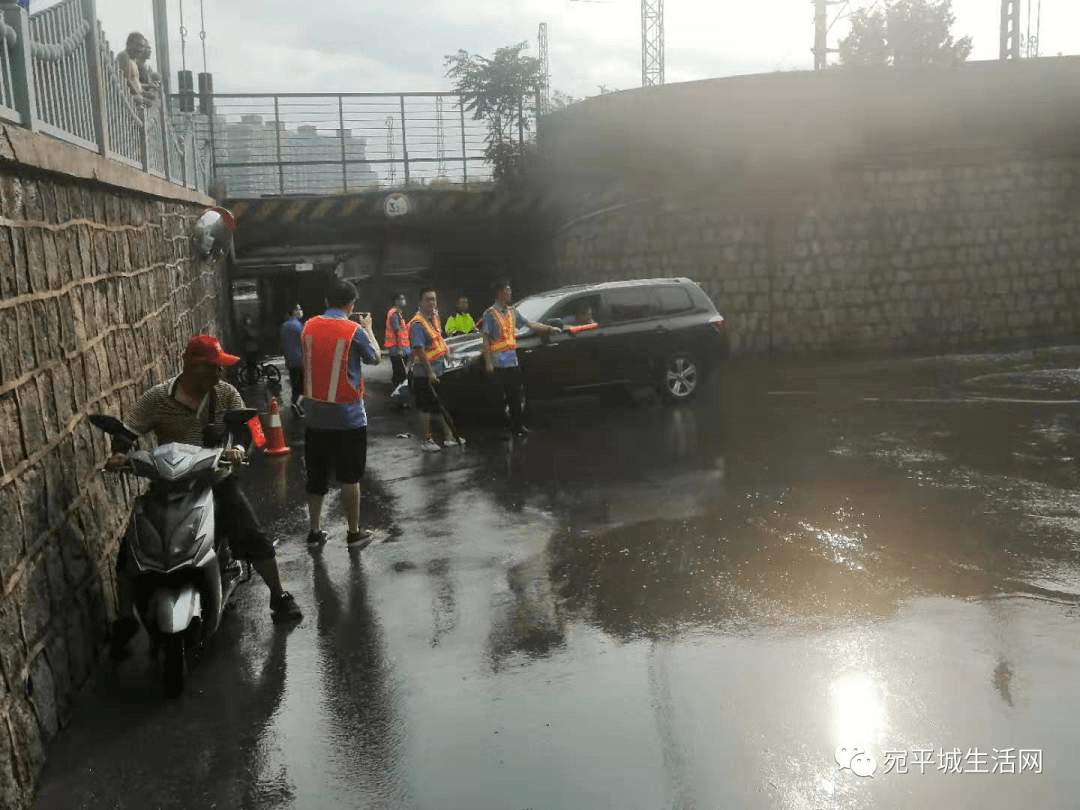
105, 334, 303, 658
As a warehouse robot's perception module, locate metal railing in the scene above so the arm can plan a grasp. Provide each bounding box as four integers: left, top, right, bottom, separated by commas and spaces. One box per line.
0, 0, 212, 194
201, 93, 499, 197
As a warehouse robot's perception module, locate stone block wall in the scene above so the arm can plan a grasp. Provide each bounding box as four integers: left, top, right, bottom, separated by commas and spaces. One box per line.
0, 168, 215, 809
551, 153, 1080, 358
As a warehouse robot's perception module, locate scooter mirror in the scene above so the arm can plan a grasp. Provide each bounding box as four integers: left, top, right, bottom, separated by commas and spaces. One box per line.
224, 408, 259, 425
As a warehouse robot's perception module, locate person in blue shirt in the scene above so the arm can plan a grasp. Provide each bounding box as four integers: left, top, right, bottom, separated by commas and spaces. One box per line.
279, 303, 305, 417
480, 278, 561, 436
410, 287, 461, 452
301, 280, 381, 550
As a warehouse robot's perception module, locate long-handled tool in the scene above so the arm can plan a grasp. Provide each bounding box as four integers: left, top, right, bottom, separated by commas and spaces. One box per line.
429, 382, 465, 451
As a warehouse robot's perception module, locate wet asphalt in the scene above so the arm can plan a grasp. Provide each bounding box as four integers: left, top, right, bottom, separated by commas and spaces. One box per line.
34, 346, 1080, 810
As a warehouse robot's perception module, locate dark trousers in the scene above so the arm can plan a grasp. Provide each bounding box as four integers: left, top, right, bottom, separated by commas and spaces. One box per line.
390, 355, 408, 388
494, 365, 524, 430
287, 366, 304, 405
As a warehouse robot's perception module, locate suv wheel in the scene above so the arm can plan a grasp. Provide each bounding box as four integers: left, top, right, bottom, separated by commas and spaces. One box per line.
661, 352, 700, 403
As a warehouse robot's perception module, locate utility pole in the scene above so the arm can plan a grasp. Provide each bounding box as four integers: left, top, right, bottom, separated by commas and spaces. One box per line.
151, 0, 171, 97
1000, 0, 1021, 59
812, 0, 844, 70
642, 0, 664, 86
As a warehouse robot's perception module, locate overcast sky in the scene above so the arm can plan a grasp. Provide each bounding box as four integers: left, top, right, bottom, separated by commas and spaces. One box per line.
78, 0, 1078, 100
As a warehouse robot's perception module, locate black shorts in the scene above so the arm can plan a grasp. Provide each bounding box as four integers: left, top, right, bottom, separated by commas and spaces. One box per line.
411, 375, 441, 414
304, 427, 367, 494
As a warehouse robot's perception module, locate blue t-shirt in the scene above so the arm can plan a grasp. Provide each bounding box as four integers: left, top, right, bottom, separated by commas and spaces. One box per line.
410, 313, 446, 378
302, 309, 380, 430
388, 310, 409, 358
279, 317, 303, 368
480, 306, 529, 369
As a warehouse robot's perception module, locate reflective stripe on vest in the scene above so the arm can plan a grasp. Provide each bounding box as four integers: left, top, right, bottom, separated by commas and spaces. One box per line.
301, 316, 365, 404
488, 306, 517, 354
409, 312, 448, 363
384, 308, 409, 349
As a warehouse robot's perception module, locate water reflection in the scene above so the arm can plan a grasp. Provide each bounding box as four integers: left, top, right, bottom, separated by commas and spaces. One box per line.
830, 671, 889, 751
426, 558, 457, 648
309, 550, 410, 805
993, 660, 1015, 707
486, 547, 567, 672
548, 462, 1051, 643
34, 606, 295, 809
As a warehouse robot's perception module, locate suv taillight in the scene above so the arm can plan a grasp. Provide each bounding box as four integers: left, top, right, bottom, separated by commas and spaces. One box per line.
711, 317, 726, 332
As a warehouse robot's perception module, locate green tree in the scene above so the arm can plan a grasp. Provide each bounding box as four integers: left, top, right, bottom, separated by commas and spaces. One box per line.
838, 0, 973, 68
444, 41, 543, 182
550, 90, 581, 111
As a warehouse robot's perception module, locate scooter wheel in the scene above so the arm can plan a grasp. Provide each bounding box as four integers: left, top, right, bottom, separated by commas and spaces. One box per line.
162, 634, 186, 699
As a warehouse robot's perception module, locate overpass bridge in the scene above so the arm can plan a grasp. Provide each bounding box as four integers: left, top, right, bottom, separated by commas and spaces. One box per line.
205, 92, 574, 343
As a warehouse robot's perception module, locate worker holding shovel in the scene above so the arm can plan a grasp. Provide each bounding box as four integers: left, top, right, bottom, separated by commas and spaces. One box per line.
410, 287, 464, 452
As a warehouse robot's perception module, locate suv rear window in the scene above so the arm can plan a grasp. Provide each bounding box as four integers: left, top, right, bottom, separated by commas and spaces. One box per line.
605, 288, 657, 323
658, 286, 694, 315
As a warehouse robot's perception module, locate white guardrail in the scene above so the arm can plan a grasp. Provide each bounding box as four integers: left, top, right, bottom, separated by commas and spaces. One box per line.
0, 0, 211, 193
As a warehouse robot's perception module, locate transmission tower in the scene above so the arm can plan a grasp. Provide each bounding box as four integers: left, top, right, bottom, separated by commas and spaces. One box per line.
1000, 0, 1021, 59
435, 97, 447, 179
538, 22, 550, 115
641, 0, 664, 86
385, 116, 397, 185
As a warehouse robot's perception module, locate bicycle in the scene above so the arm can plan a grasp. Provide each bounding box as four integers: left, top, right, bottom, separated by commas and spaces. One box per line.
229, 358, 282, 388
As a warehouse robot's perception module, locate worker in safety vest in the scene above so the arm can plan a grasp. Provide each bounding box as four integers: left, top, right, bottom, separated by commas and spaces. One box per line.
444, 294, 477, 335
384, 293, 411, 394
410, 287, 462, 452
300, 279, 381, 550
480, 278, 561, 436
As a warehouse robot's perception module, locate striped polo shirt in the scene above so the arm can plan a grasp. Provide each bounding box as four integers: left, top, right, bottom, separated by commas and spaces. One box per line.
121, 376, 246, 449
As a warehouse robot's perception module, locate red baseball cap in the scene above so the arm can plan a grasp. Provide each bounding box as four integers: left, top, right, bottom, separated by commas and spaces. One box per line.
183, 334, 241, 367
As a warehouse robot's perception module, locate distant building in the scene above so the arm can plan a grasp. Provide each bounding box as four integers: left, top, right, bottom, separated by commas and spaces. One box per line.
211, 114, 379, 196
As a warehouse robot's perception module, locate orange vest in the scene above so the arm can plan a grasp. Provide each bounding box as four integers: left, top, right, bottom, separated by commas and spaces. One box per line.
301, 316, 365, 403
384, 308, 409, 349
409, 312, 448, 363
488, 306, 518, 354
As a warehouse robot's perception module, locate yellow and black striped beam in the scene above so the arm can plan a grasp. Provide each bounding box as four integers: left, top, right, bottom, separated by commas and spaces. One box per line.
225, 188, 570, 229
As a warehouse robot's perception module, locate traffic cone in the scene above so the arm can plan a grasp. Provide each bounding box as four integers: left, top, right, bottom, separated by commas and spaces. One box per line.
263, 398, 291, 456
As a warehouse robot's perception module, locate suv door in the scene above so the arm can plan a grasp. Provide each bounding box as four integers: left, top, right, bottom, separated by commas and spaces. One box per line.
596, 286, 661, 385
518, 293, 601, 394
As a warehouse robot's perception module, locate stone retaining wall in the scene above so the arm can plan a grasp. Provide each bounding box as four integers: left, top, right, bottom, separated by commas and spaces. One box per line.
551, 152, 1080, 357
0, 164, 216, 809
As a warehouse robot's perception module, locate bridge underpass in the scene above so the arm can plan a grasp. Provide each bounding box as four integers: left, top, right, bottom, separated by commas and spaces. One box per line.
224, 186, 568, 350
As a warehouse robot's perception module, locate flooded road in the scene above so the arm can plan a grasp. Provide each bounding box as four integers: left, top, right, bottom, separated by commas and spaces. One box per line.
35, 347, 1080, 809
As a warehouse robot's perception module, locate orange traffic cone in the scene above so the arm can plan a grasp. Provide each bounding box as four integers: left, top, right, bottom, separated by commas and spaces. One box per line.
263, 398, 291, 456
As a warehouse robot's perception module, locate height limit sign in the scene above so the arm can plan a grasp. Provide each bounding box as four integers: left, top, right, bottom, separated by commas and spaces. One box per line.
384, 193, 410, 218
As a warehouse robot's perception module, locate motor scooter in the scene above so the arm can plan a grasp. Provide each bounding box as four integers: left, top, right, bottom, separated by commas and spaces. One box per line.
88, 408, 259, 698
